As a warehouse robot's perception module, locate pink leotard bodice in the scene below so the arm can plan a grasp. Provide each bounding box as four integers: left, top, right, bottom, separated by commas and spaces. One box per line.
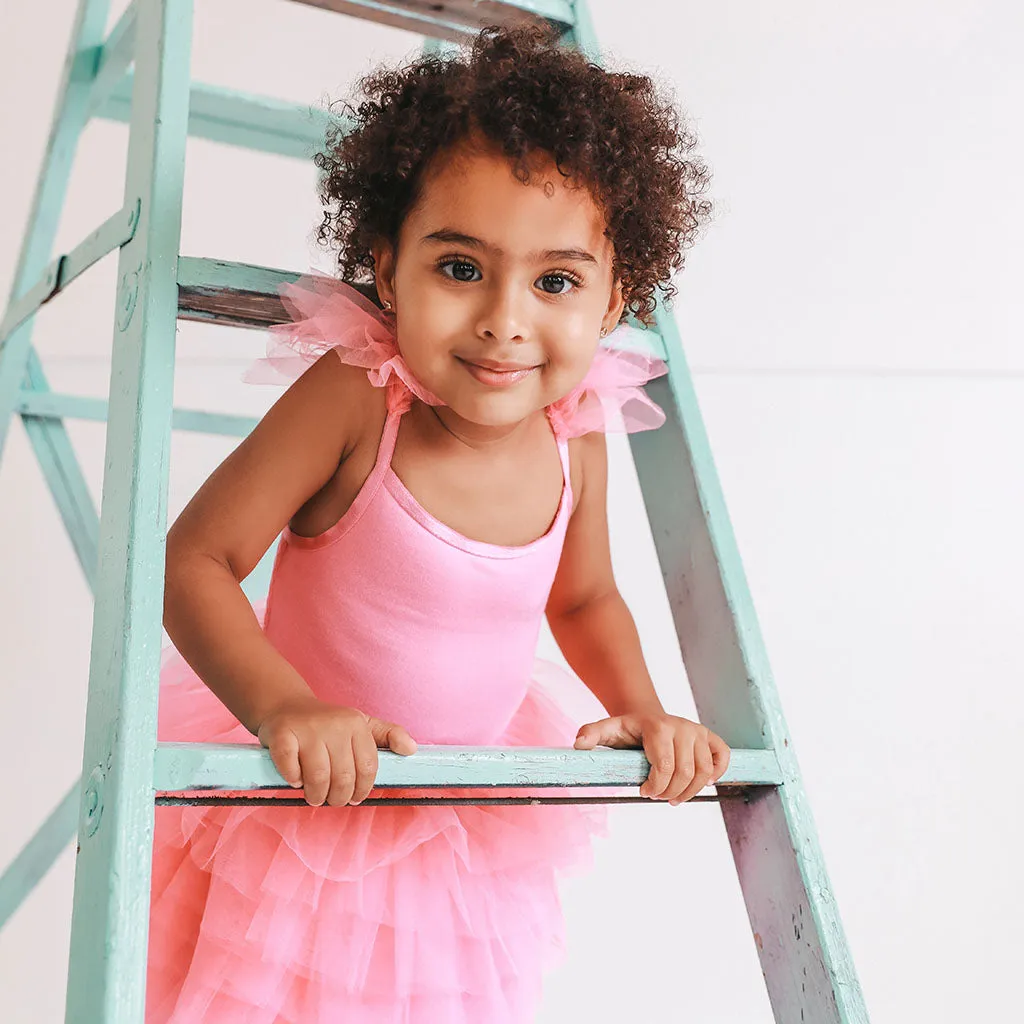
262, 391, 572, 745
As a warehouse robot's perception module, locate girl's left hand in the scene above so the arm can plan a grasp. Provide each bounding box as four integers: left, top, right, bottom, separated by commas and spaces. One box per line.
573, 712, 730, 805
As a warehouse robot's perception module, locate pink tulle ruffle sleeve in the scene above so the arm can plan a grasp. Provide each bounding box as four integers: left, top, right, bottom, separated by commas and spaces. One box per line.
546, 333, 668, 440
242, 275, 443, 410
242, 274, 668, 437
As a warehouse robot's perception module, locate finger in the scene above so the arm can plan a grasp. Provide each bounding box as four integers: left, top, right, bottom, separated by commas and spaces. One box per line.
298, 740, 332, 807
266, 727, 302, 789
641, 725, 676, 798
671, 736, 713, 805
390, 725, 418, 756
573, 721, 605, 750
349, 728, 379, 805
575, 717, 629, 750
664, 732, 696, 804
708, 732, 731, 784
371, 719, 417, 756
325, 738, 357, 808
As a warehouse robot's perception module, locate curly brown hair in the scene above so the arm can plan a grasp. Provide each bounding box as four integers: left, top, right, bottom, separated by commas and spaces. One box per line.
314, 22, 713, 327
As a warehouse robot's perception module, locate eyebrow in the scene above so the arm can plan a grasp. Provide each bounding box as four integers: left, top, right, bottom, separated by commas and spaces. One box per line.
421, 229, 600, 266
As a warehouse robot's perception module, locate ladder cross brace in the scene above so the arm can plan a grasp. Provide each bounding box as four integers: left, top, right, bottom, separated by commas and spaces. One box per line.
0, 201, 140, 343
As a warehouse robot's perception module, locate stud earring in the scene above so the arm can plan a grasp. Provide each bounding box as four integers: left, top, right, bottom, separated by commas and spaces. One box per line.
383, 299, 393, 311
600, 326, 608, 338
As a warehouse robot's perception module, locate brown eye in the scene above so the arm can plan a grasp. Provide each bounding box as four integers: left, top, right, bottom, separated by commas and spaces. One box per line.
537, 273, 581, 296
438, 259, 480, 282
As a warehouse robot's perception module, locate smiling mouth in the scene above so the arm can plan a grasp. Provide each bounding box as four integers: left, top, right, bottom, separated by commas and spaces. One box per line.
456, 356, 542, 388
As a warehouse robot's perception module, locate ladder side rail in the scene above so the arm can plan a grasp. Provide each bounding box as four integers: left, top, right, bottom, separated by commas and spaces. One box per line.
0, 0, 113, 461
628, 297, 870, 1023
0, 0, 112, 939
63, 0, 194, 1018
4, 254, 343, 939
0, 358, 102, 936
0, 381, 273, 935
568, 6, 869, 1021
20, 350, 102, 587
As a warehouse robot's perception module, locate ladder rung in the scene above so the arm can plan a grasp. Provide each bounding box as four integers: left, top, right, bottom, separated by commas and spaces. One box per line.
177, 257, 374, 328
91, 3, 575, 158
157, 793, 736, 806
290, 0, 574, 42
17, 390, 258, 438
154, 741, 783, 792
95, 75, 340, 160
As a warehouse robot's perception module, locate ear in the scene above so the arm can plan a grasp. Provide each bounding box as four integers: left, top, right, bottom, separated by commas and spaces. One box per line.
602, 276, 626, 335
371, 237, 397, 309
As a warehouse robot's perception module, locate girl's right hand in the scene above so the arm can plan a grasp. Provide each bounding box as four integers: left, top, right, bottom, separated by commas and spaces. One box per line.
256, 697, 417, 806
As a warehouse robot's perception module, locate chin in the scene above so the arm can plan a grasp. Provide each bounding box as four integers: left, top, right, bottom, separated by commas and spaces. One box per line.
448, 390, 542, 428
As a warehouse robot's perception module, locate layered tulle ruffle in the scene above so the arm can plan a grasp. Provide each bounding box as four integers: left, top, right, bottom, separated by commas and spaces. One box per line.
149, 604, 610, 1024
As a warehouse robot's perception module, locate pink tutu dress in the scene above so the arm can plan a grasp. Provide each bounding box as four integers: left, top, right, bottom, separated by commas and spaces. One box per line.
147, 277, 668, 1024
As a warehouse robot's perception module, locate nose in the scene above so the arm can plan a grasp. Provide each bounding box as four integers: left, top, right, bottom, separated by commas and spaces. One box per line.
475, 279, 527, 345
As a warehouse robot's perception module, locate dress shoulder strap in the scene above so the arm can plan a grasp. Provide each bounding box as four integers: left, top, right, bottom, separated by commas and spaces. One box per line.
370, 387, 407, 481
555, 427, 572, 484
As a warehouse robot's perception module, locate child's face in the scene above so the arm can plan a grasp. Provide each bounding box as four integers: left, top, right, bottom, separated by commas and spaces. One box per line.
373, 138, 625, 432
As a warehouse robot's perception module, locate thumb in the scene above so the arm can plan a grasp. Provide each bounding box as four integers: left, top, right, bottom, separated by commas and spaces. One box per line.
368, 717, 418, 755
574, 719, 614, 750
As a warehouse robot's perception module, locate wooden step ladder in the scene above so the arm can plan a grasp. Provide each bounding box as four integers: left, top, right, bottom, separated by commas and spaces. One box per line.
0, 1, 870, 1021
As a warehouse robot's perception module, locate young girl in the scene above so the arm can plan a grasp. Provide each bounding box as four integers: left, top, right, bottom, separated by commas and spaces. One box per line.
148, 22, 726, 1024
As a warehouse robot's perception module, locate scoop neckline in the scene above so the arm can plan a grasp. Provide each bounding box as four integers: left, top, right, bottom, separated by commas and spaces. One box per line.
283, 397, 571, 556
382, 461, 569, 559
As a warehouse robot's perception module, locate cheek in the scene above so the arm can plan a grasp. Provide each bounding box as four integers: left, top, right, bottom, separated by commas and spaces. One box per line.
394, 329, 445, 381
541, 338, 600, 398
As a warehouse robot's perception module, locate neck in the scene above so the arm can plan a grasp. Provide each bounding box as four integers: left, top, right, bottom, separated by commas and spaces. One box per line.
424, 403, 542, 451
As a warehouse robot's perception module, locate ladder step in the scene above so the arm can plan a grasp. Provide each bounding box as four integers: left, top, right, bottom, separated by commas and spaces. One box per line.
177, 257, 319, 328
17, 390, 258, 438
155, 741, 782, 792
289, 1, 574, 42
95, 75, 338, 160
91, 3, 575, 159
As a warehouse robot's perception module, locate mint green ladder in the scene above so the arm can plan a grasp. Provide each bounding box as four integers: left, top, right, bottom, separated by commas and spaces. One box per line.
0, 1, 869, 1021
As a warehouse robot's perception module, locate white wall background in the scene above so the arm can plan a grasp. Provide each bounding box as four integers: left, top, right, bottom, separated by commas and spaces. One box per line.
1, 0, 1021, 1021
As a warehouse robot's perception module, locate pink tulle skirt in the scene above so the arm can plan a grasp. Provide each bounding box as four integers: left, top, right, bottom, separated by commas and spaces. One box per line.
147, 607, 609, 1024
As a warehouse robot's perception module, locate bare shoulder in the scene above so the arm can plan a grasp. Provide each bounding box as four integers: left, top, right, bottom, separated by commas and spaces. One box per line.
243, 348, 382, 473
166, 348, 378, 581
270, 348, 379, 443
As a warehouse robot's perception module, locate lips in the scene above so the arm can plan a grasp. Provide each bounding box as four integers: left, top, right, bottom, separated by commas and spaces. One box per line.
457, 356, 541, 388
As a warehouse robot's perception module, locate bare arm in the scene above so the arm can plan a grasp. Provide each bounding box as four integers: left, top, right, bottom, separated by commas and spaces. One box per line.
545, 431, 664, 717
546, 431, 730, 803
162, 350, 366, 734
